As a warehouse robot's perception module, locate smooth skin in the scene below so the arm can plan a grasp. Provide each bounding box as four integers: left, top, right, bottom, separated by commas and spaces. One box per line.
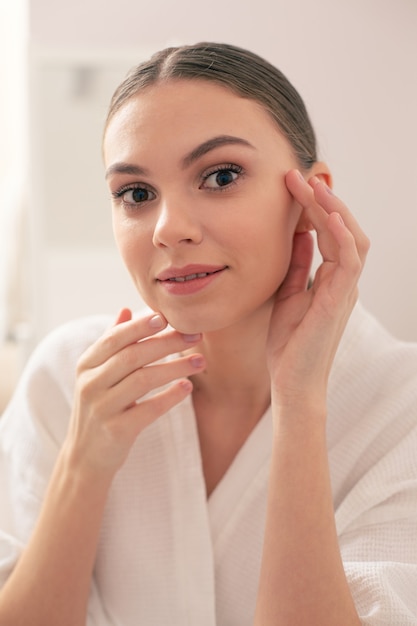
0, 79, 369, 626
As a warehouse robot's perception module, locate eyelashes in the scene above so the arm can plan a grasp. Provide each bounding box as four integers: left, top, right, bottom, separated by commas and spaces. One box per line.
200, 163, 244, 191
111, 163, 245, 210
111, 183, 156, 205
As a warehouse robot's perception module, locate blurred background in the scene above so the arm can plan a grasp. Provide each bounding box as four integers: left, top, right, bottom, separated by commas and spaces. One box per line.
1, 0, 416, 410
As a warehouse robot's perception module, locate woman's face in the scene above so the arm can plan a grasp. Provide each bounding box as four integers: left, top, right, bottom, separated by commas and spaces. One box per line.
104, 79, 305, 333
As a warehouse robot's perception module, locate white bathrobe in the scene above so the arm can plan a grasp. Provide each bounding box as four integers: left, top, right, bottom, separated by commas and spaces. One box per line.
1, 303, 417, 625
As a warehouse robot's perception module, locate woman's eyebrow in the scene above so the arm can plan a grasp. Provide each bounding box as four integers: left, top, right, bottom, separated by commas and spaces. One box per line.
105, 135, 255, 180
105, 161, 148, 180
181, 135, 256, 168
105, 162, 148, 180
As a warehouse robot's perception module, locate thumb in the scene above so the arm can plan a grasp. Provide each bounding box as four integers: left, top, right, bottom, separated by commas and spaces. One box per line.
277, 231, 314, 302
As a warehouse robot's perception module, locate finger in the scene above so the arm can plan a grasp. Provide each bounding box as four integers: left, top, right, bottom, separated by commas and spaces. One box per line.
114, 307, 133, 325
120, 378, 194, 436
95, 330, 203, 389
287, 170, 339, 263
307, 212, 362, 325
286, 169, 329, 231
105, 353, 205, 411
287, 169, 366, 306
276, 231, 314, 301
286, 169, 370, 265
325, 211, 364, 289
79, 311, 170, 369
309, 178, 370, 263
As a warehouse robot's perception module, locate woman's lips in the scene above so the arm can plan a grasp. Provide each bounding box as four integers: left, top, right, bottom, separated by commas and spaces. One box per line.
156, 264, 228, 295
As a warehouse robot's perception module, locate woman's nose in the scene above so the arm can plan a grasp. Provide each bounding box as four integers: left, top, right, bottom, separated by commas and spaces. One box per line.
152, 198, 203, 248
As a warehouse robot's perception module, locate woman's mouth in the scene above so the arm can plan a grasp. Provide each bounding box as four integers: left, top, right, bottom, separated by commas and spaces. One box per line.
166, 270, 221, 283
156, 265, 228, 295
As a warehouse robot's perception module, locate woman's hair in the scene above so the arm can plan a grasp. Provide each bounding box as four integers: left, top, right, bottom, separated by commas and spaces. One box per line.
105, 42, 317, 170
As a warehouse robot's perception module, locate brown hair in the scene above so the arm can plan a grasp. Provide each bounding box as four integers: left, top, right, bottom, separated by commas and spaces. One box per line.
105, 42, 317, 170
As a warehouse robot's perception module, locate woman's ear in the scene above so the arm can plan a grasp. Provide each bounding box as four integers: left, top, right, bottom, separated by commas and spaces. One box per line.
294, 161, 333, 233
309, 161, 333, 189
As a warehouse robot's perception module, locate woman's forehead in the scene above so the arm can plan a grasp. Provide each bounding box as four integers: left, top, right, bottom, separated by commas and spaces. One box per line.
104, 79, 283, 155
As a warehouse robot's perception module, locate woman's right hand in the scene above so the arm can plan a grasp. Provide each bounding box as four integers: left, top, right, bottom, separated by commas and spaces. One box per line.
65, 308, 204, 477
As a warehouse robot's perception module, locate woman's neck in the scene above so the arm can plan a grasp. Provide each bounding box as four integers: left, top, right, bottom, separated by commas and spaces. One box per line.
186, 304, 273, 496
193, 310, 270, 399
188, 302, 273, 422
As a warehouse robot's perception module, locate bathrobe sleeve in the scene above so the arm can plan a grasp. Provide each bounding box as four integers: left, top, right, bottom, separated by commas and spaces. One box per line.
338, 429, 417, 625
0, 315, 115, 625
327, 305, 417, 625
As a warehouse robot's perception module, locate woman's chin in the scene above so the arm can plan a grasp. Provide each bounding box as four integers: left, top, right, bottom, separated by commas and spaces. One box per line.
166, 317, 205, 335
164, 311, 220, 335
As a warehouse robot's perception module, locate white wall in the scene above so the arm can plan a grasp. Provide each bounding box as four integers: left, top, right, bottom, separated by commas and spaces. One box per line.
29, 0, 417, 342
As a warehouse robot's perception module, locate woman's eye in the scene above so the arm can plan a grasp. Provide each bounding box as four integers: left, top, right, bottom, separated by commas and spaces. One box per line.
202, 165, 242, 190
113, 185, 156, 206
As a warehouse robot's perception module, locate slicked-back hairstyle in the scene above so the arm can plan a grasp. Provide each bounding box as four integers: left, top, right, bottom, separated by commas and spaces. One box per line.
105, 42, 317, 170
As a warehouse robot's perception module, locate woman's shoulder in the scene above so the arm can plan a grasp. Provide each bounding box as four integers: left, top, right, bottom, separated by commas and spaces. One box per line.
29, 314, 113, 374
0, 315, 112, 440
329, 300, 417, 451
328, 304, 417, 539
328, 302, 417, 492
333, 301, 417, 386
8, 314, 113, 401
0, 314, 116, 489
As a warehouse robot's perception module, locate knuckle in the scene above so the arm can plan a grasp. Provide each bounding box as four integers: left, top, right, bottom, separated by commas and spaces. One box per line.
132, 361, 189, 396
120, 343, 142, 370
350, 255, 363, 275
356, 232, 371, 256
76, 347, 92, 374
100, 328, 119, 355
362, 234, 371, 253
146, 384, 186, 417
134, 363, 165, 391
77, 369, 100, 402
75, 358, 86, 377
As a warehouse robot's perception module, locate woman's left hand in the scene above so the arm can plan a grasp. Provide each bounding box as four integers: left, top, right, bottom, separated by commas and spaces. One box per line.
258, 169, 366, 626
267, 169, 370, 413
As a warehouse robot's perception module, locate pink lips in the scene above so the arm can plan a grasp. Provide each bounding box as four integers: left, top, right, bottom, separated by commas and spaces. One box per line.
156, 264, 227, 295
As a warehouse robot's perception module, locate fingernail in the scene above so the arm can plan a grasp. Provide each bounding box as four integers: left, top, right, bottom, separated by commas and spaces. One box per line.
190, 355, 205, 368
179, 379, 193, 393
182, 333, 202, 343
325, 183, 334, 195
149, 314, 164, 329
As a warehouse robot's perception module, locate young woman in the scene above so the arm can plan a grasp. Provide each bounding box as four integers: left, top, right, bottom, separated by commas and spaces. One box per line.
0, 42, 416, 626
